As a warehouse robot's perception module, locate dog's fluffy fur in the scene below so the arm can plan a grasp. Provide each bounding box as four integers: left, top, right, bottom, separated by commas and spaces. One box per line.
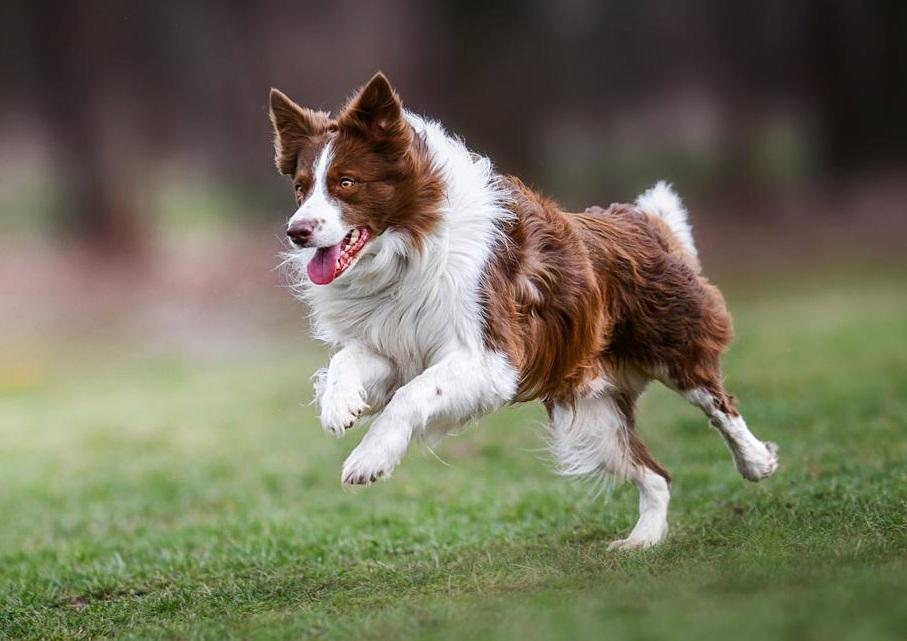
269, 73, 778, 549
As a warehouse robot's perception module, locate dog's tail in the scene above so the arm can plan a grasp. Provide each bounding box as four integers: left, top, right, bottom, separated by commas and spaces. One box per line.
636, 181, 698, 261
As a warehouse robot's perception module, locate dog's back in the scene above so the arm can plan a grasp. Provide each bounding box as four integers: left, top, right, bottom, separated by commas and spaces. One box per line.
576, 199, 734, 390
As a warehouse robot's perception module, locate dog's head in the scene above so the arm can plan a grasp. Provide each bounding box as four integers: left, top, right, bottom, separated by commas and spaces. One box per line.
270, 73, 441, 286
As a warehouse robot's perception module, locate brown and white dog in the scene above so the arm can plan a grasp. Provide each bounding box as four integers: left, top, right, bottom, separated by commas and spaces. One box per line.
269, 73, 778, 549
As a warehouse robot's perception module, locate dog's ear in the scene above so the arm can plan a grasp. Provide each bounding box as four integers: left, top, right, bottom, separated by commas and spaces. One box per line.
269, 89, 331, 175
339, 72, 410, 153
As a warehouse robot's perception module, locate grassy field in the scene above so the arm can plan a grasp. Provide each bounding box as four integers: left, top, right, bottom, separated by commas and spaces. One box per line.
1, 270, 906, 640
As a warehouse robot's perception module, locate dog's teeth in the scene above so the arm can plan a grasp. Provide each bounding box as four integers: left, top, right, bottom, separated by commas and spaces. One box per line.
350, 229, 359, 244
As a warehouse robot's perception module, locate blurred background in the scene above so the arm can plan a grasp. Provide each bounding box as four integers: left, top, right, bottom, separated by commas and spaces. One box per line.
1, 0, 905, 361
2, 5, 906, 637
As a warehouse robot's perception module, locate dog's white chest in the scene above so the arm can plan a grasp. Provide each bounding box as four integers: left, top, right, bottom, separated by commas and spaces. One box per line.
317, 277, 471, 377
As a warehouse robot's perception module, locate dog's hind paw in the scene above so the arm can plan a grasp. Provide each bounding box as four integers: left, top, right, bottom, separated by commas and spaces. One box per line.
608, 536, 660, 551
737, 440, 779, 482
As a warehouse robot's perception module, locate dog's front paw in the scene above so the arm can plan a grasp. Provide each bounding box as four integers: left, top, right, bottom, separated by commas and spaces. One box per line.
320, 384, 369, 437
341, 439, 399, 486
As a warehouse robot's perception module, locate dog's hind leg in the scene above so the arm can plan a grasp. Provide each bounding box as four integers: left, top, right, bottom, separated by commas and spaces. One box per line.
659, 363, 778, 482
548, 388, 671, 550
684, 381, 778, 481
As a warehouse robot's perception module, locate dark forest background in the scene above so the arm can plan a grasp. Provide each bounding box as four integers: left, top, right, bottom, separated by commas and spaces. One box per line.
1, 0, 905, 348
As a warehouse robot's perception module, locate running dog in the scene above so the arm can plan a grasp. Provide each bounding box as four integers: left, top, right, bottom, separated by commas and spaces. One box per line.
269, 73, 778, 549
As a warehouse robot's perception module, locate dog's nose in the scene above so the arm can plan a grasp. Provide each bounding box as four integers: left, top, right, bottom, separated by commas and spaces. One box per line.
287, 220, 315, 246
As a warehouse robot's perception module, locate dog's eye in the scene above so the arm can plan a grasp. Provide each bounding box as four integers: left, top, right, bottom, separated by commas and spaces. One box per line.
338, 177, 355, 189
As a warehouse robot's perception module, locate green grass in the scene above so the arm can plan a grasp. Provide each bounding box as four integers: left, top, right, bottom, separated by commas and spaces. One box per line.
1, 271, 906, 640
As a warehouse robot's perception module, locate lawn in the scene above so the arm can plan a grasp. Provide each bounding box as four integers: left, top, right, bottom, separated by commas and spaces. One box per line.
1, 269, 906, 640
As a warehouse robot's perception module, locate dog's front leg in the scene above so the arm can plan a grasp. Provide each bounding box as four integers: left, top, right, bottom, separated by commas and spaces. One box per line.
341, 350, 517, 485
316, 343, 396, 436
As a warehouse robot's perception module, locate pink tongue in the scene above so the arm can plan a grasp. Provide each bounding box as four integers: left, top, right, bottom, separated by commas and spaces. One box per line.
307, 243, 342, 285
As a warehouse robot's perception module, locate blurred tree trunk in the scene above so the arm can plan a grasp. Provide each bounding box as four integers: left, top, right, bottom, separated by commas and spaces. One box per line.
25, 1, 147, 256
809, 1, 907, 173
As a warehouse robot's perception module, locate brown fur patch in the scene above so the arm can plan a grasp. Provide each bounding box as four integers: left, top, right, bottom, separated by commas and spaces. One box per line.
482, 183, 734, 409
615, 391, 672, 482
581, 204, 734, 392
269, 89, 332, 177
481, 178, 608, 402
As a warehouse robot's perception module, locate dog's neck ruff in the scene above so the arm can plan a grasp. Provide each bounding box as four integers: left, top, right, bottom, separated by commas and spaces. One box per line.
298, 113, 512, 369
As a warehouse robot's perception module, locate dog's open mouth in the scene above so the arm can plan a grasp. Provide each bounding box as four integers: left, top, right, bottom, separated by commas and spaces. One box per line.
306, 226, 371, 285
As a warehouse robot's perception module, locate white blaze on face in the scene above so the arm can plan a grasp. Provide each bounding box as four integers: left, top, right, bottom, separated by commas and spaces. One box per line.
288, 141, 346, 247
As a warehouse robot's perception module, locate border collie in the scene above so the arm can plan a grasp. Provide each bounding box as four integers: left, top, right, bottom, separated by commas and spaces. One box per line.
269, 73, 778, 549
